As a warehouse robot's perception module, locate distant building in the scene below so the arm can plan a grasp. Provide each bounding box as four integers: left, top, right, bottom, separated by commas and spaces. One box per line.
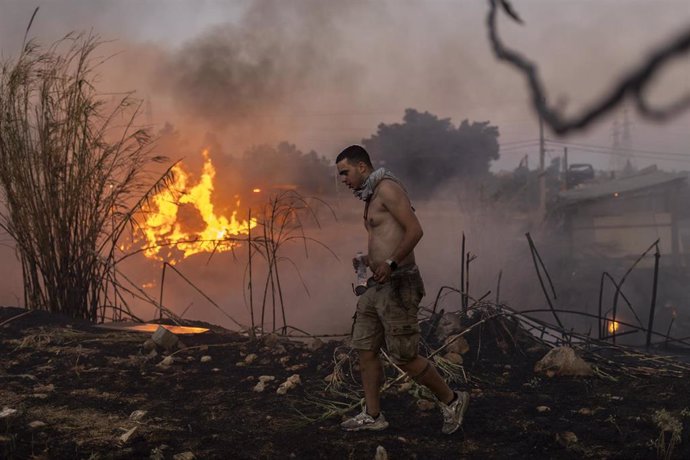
551, 166, 689, 267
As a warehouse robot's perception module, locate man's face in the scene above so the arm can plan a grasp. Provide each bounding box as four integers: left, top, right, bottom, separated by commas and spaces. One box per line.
336, 159, 366, 190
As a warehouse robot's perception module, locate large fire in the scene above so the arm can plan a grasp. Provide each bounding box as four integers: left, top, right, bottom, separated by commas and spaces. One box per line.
141, 150, 256, 262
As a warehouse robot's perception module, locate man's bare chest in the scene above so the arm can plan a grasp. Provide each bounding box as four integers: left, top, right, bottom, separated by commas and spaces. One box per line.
364, 198, 389, 229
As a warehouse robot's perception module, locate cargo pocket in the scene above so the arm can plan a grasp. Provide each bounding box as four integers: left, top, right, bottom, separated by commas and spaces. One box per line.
400, 276, 425, 313
386, 320, 420, 364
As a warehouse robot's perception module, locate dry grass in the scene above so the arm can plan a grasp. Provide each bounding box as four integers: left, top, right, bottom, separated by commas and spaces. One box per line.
0, 32, 172, 322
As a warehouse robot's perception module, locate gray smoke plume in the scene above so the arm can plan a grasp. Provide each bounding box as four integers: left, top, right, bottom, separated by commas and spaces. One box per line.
159, 0, 361, 126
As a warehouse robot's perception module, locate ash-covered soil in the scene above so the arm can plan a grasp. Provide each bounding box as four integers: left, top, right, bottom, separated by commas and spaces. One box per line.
2, 305, 690, 459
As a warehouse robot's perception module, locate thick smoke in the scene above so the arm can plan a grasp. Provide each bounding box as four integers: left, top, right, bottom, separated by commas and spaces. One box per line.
157, 0, 360, 127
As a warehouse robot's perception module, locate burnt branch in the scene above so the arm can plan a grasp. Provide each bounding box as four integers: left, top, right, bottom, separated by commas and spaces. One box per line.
487, 0, 690, 134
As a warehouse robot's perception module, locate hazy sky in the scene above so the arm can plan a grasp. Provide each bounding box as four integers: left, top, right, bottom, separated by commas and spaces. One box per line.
1, 0, 688, 172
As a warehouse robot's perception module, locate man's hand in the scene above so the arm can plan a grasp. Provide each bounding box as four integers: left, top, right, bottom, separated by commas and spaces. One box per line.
372, 262, 393, 283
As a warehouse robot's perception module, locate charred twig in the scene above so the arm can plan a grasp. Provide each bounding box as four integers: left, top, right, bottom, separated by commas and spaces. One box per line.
460, 233, 467, 314
610, 239, 659, 343
525, 233, 563, 329
646, 243, 661, 347
486, 0, 690, 134
0, 311, 32, 327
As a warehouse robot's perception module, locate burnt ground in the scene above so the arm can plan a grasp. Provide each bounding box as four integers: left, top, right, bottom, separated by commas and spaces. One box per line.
2, 306, 690, 459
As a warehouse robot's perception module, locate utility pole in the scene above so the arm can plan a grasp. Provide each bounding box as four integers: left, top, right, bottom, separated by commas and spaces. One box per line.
538, 102, 546, 218
562, 146, 568, 190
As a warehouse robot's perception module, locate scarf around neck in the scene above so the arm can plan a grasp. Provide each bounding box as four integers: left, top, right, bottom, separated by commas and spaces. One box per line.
353, 167, 402, 202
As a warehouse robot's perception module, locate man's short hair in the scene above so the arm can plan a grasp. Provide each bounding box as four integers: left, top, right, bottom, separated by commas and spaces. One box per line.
336, 145, 373, 168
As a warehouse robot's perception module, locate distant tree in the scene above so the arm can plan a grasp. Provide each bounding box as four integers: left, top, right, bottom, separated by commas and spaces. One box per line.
362, 109, 500, 198
242, 142, 333, 195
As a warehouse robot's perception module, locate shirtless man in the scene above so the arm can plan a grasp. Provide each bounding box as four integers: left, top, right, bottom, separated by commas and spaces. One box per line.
335, 145, 469, 434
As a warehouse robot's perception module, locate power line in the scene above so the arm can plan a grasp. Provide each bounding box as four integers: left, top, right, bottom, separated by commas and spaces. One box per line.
546, 138, 689, 159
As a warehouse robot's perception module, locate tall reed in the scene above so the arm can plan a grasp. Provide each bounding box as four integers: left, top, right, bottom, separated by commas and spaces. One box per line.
0, 33, 170, 321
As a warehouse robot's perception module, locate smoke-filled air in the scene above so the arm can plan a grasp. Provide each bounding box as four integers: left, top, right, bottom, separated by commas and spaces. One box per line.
6, 1, 690, 458
1, 0, 689, 340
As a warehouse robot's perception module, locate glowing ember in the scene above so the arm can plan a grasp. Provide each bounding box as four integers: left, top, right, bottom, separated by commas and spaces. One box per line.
607, 319, 620, 334
253, 188, 262, 193
96, 323, 209, 334
142, 150, 256, 262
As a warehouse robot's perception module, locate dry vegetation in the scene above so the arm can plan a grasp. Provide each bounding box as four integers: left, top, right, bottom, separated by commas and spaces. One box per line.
0, 32, 171, 322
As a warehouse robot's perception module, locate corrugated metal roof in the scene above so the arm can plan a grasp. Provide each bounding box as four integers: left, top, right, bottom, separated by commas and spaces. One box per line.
557, 170, 687, 205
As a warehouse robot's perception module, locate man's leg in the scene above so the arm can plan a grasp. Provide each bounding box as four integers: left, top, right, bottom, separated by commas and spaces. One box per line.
359, 349, 383, 415
341, 349, 388, 431
399, 355, 454, 404
401, 355, 469, 434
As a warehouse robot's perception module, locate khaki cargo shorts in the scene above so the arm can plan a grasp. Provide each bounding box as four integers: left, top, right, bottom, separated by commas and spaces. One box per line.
350, 266, 425, 364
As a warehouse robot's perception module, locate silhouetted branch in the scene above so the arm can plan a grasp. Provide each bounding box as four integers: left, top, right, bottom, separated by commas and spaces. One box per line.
487, 0, 690, 134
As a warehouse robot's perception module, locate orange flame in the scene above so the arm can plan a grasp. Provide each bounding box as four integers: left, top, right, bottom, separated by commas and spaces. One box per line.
607, 319, 620, 334
142, 150, 256, 262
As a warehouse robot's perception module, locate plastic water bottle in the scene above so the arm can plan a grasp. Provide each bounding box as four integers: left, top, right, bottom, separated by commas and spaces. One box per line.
354, 251, 368, 296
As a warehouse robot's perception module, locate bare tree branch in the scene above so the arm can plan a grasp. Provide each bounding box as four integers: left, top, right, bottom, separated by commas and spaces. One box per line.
488, 0, 690, 135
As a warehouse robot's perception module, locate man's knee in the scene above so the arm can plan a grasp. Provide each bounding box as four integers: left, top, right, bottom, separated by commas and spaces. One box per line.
399, 356, 431, 382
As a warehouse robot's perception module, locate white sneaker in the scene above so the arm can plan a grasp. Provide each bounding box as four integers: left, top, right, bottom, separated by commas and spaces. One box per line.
340, 410, 389, 432
439, 391, 469, 434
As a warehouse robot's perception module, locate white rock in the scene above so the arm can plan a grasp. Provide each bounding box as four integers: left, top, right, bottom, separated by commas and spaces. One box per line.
158, 356, 174, 367
28, 420, 46, 429
151, 326, 179, 351
374, 445, 388, 460
244, 353, 258, 364
129, 410, 147, 421
0, 407, 17, 419
173, 452, 196, 460
276, 375, 301, 395
253, 381, 266, 393
534, 346, 593, 377
200, 355, 212, 363
258, 375, 275, 383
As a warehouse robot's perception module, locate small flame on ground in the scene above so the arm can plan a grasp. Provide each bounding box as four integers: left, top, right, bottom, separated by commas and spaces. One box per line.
141, 149, 257, 262
607, 319, 620, 334
253, 188, 262, 193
